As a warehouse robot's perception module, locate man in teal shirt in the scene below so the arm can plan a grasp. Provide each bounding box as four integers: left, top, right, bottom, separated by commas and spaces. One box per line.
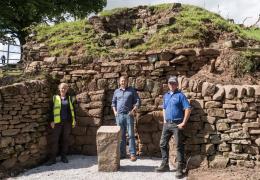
155, 76, 191, 179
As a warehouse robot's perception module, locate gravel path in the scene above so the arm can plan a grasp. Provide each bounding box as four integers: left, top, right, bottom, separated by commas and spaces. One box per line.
8, 155, 186, 180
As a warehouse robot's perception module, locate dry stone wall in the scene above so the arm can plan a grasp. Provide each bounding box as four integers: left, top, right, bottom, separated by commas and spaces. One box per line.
1, 45, 260, 176
0, 80, 51, 176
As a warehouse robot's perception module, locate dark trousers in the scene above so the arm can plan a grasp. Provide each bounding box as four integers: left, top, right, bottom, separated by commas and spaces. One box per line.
49, 120, 72, 159
160, 122, 185, 164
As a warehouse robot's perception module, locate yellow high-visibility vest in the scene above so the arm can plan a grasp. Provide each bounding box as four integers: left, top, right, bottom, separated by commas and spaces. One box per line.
53, 95, 75, 126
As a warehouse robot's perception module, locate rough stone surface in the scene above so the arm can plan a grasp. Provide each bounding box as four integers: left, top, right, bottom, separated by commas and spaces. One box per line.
96, 126, 121, 172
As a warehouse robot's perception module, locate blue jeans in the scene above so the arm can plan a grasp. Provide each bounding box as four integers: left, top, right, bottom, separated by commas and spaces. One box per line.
116, 113, 136, 157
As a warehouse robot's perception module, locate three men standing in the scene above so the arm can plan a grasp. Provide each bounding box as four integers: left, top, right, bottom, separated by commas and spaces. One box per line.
155, 76, 191, 179
112, 76, 141, 161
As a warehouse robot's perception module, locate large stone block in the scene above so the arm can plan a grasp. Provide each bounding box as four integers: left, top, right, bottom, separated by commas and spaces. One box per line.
202, 82, 216, 97
207, 108, 226, 117
227, 111, 245, 120
224, 85, 237, 99
97, 126, 121, 172
205, 101, 222, 108
209, 155, 229, 168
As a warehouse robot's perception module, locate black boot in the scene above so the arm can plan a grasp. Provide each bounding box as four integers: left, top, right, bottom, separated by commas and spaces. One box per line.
155, 161, 170, 172
175, 162, 184, 179
61, 155, 69, 163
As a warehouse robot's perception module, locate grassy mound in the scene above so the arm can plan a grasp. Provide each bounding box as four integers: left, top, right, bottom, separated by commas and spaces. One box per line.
33, 4, 260, 57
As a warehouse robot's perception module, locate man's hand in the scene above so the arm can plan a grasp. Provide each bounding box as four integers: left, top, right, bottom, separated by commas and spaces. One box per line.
177, 122, 186, 129
50, 122, 55, 129
114, 111, 118, 117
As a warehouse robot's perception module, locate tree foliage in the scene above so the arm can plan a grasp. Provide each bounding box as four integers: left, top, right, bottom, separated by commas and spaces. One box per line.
0, 0, 106, 45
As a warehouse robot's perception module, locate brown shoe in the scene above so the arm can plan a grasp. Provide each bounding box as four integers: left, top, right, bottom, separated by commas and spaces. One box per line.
130, 155, 137, 161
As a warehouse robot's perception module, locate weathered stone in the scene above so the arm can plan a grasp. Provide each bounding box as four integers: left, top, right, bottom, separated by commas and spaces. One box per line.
243, 122, 260, 131
236, 103, 249, 111
135, 77, 146, 90
170, 55, 187, 64
216, 123, 230, 131
15, 133, 32, 144
197, 48, 220, 56
207, 108, 226, 117
222, 104, 235, 109
2, 129, 20, 136
187, 155, 206, 169
137, 113, 154, 124
236, 86, 246, 98
227, 111, 245, 120
155, 61, 169, 68
231, 144, 242, 153
228, 152, 249, 160
218, 143, 230, 152
21, 122, 39, 132
205, 101, 222, 108
224, 85, 237, 99
103, 73, 119, 79
245, 111, 257, 118
43, 57, 56, 63
229, 140, 251, 145
210, 134, 221, 144
88, 109, 102, 117
147, 54, 158, 63
230, 131, 250, 139
175, 49, 196, 56
255, 138, 260, 146
159, 51, 173, 61
209, 155, 229, 168
97, 126, 121, 172
202, 116, 216, 124
249, 129, 260, 134
0, 137, 13, 148
202, 82, 216, 97
1, 158, 17, 169
190, 99, 204, 109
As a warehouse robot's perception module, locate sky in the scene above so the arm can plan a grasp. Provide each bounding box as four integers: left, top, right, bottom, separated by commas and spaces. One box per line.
1, 0, 259, 65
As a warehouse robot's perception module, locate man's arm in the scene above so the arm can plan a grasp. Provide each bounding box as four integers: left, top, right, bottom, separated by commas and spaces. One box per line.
163, 109, 166, 123
177, 94, 191, 129
177, 108, 191, 129
111, 90, 117, 116
130, 89, 141, 114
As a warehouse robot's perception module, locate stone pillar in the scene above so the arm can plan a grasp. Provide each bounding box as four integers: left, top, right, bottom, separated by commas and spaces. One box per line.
96, 126, 121, 171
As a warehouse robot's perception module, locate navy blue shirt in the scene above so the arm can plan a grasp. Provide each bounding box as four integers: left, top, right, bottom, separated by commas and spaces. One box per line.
60, 97, 71, 121
163, 90, 191, 121
111, 87, 141, 113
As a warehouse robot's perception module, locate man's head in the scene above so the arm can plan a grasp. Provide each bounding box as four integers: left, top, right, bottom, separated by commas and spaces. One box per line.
59, 83, 69, 96
168, 76, 178, 91
119, 76, 128, 89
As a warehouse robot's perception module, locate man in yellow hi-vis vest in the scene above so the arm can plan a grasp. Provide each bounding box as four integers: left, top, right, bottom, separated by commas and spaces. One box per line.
46, 83, 76, 165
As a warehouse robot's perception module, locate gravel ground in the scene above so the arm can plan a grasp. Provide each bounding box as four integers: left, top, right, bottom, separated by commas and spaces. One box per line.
8, 155, 186, 180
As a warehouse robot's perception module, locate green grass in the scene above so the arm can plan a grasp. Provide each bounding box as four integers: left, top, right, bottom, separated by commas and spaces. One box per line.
148, 3, 174, 13
240, 28, 260, 41
34, 20, 107, 57
232, 51, 260, 77
32, 4, 260, 57
99, 7, 128, 17
0, 69, 23, 78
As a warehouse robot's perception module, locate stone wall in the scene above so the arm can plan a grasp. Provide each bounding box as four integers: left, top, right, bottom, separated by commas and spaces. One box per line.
1, 45, 260, 176
0, 80, 51, 176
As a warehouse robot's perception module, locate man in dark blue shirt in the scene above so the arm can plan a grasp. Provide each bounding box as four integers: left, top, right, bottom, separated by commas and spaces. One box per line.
112, 76, 141, 161
155, 76, 191, 179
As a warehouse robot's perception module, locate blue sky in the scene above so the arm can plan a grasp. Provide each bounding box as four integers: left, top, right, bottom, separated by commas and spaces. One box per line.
1, 0, 259, 64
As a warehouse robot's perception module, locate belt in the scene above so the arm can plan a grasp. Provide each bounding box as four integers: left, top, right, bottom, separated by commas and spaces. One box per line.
118, 112, 129, 115
166, 119, 182, 124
